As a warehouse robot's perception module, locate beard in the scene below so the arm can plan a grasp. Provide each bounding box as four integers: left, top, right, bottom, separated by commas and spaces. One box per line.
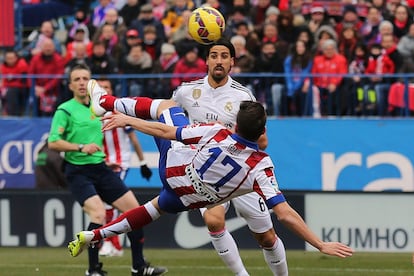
210, 66, 229, 83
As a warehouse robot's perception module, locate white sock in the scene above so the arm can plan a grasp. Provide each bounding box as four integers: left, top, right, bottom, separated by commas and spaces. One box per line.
210, 229, 249, 276
99, 217, 132, 239
114, 98, 138, 117
262, 238, 288, 276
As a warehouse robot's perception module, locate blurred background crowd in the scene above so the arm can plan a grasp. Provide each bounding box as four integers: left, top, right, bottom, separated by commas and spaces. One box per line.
2, 0, 414, 117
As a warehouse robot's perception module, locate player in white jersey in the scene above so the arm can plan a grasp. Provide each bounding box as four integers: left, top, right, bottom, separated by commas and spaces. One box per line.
171, 39, 279, 275
68, 98, 354, 265
98, 79, 153, 258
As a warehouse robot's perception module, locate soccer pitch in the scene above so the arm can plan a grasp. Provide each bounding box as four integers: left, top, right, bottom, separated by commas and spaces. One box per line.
0, 248, 412, 275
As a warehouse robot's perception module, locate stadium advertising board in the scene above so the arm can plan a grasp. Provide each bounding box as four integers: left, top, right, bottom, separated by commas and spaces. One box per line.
305, 193, 414, 252
0, 190, 305, 249
1, 118, 414, 191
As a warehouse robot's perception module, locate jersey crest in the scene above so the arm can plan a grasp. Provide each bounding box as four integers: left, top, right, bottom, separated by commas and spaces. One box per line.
224, 102, 233, 113
192, 89, 201, 99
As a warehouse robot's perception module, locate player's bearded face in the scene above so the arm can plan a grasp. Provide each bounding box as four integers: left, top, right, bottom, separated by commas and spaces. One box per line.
207, 47, 233, 82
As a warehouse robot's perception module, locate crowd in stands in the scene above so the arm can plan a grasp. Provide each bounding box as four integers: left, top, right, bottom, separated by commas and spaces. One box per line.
2, 0, 414, 117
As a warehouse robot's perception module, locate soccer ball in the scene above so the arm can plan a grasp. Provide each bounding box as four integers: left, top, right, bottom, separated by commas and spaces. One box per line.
188, 6, 226, 45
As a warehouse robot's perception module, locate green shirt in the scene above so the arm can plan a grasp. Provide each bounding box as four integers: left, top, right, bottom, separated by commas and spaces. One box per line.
48, 98, 105, 165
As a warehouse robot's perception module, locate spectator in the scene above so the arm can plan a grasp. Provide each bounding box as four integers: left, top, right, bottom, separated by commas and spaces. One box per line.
224, 6, 253, 38
0, 50, 29, 116
371, 0, 390, 19
28, 38, 65, 117
346, 43, 370, 115
95, 8, 128, 41
89, 40, 118, 76
311, 39, 348, 116
378, 20, 397, 43
21, 20, 63, 60
338, 26, 360, 61
233, 21, 261, 57
391, 4, 413, 40
314, 25, 338, 55
92, 0, 115, 28
67, 9, 93, 43
118, 44, 153, 97
170, 9, 193, 43
381, 33, 404, 73
171, 47, 206, 90
334, 5, 363, 38
162, 0, 194, 40
150, 43, 179, 99
119, 0, 143, 27
283, 39, 313, 116
296, 26, 315, 51
119, 29, 143, 62
142, 25, 163, 61
387, 62, 414, 116
364, 43, 395, 115
264, 5, 280, 26
397, 22, 414, 64
261, 23, 289, 59
306, 3, 333, 35
277, 9, 298, 45
250, 0, 272, 33
130, 3, 167, 43
65, 26, 93, 64
230, 35, 255, 86
95, 24, 123, 63
253, 41, 285, 115
360, 6, 383, 46
151, 0, 168, 22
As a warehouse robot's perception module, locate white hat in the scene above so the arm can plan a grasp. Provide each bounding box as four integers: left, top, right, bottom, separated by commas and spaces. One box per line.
161, 43, 176, 54
266, 6, 280, 16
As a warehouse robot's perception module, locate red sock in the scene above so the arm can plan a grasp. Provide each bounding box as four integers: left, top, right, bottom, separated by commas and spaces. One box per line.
100, 95, 116, 111
92, 205, 153, 241
133, 97, 153, 119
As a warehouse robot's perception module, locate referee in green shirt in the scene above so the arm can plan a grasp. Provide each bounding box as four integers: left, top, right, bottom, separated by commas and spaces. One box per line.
48, 64, 166, 276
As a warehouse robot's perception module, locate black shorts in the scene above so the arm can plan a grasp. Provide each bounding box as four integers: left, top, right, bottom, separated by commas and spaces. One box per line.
64, 162, 129, 206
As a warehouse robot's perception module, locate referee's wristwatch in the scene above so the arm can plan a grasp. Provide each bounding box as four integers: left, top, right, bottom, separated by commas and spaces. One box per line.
78, 144, 84, 152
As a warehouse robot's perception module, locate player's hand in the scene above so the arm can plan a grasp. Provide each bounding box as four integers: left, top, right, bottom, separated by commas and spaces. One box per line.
140, 164, 152, 180
319, 242, 354, 258
102, 110, 129, 130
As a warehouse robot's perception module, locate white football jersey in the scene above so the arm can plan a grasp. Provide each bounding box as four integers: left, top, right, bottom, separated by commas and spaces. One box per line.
164, 123, 284, 209
172, 76, 256, 130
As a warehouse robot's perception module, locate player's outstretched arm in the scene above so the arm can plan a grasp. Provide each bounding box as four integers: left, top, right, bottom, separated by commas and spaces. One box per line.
272, 202, 353, 258
102, 110, 177, 140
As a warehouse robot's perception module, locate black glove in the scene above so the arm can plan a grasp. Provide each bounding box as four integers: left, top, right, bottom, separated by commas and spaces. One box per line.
140, 164, 152, 181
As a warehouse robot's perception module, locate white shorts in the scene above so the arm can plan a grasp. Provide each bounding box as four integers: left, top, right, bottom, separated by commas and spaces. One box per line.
231, 192, 273, 233
200, 192, 273, 234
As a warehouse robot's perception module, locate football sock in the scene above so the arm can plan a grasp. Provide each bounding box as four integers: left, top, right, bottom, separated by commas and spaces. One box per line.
109, 96, 153, 119
210, 229, 249, 276
262, 237, 288, 276
93, 202, 159, 241
128, 229, 145, 269
87, 222, 102, 272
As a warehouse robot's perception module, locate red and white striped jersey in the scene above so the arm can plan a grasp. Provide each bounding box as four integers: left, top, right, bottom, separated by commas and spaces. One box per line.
164, 123, 284, 209
103, 112, 133, 170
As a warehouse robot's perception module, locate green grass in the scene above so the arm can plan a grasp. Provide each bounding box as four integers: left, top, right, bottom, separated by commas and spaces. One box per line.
0, 248, 412, 275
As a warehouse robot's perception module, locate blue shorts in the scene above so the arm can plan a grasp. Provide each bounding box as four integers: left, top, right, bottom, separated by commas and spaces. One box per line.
64, 162, 129, 206
155, 106, 190, 213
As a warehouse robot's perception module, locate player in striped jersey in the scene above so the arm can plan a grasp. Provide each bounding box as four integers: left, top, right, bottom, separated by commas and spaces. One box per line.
68, 100, 354, 263
84, 38, 288, 275
98, 79, 153, 257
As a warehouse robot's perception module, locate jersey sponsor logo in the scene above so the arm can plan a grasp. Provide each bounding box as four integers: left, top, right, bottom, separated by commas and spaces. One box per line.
192, 102, 199, 107
192, 89, 201, 99
174, 211, 247, 248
